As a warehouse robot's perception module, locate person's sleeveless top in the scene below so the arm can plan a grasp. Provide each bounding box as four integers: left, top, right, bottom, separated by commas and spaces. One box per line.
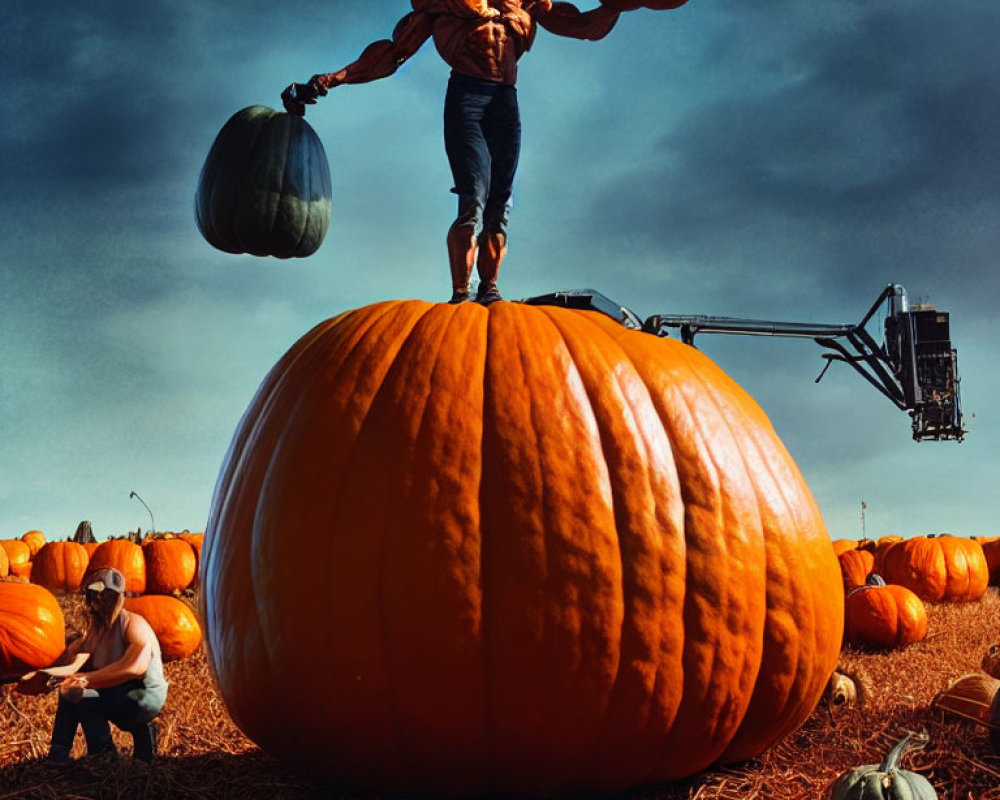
89, 610, 168, 710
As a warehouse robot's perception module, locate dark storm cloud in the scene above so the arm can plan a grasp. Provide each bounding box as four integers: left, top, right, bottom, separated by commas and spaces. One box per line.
587, 3, 1000, 311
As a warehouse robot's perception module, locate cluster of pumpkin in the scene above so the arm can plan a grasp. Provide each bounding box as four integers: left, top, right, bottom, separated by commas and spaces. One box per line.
0, 529, 205, 677
833, 533, 996, 650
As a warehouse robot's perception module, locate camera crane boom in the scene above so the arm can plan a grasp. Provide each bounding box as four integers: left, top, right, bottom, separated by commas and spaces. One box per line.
520, 284, 965, 443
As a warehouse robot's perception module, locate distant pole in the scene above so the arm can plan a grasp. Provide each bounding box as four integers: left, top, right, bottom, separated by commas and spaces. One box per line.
860, 500, 867, 541
129, 491, 156, 536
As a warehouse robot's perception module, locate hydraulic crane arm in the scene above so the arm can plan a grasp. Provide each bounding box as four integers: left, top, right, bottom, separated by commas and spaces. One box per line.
520, 284, 965, 443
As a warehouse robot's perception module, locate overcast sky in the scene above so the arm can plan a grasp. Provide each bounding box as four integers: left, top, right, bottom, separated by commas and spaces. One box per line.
2, 0, 997, 543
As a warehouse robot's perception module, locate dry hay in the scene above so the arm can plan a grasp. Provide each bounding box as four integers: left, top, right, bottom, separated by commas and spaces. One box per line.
2, 584, 999, 800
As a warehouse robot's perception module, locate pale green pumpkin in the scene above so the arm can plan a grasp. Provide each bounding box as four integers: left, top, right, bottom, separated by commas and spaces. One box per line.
829, 734, 937, 800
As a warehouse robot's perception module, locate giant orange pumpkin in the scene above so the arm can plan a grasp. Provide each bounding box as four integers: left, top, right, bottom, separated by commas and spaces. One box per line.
0, 582, 65, 680
201, 300, 844, 796
844, 577, 928, 648
87, 540, 146, 594
143, 538, 197, 595
31, 541, 91, 594
124, 595, 202, 662
879, 534, 989, 602
195, 105, 332, 259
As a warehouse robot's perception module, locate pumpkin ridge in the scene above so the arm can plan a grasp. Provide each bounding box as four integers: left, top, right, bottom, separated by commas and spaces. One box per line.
728, 414, 839, 759
323, 301, 454, 781
661, 343, 767, 772
563, 315, 767, 781
204, 301, 423, 754
276, 113, 312, 259
278, 301, 432, 773
376, 302, 490, 782
658, 341, 830, 763
531, 306, 629, 763
480, 303, 630, 789
211, 107, 268, 254
266, 300, 429, 628
306, 132, 333, 252
254, 112, 292, 256
292, 119, 329, 257
481, 302, 569, 787
574, 313, 703, 788
233, 110, 282, 256
281, 114, 307, 257
539, 305, 719, 787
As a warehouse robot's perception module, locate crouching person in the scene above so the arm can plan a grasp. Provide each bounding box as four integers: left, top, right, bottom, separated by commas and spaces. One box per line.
17, 567, 168, 763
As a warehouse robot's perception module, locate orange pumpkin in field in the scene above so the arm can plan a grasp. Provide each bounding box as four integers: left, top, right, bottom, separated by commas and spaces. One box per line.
0, 546, 8, 578
844, 576, 928, 648
124, 595, 202, 661
20, 530, 46, 557
31, 541, 91, 594
87, 540, 146, 594
832, 539, 858, 557
973, 538, 1000, 585
177, 532, 204, 560
879, 534, 989, 602
202, 299, 844, 797
0, 582, 65, 679
832, 539, 875, 558
0, 539, 31, 573
838, 548, 876, 590
143, 538, 197, 594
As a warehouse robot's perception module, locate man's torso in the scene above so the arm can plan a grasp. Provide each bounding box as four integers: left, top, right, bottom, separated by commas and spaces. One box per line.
419, 0, 542, 84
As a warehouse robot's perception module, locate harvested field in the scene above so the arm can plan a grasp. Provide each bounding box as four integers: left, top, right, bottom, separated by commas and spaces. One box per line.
2, 586, 998, 800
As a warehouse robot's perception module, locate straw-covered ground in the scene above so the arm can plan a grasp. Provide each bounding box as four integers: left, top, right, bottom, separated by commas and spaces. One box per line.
2, 586, 998, 800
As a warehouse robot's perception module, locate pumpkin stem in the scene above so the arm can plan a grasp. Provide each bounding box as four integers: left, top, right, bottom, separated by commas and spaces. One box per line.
881, 731, 930, 774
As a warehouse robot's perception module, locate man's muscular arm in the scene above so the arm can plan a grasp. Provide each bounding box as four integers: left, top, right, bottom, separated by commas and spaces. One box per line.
532, 1, 620, 41
282, 12, 435, 115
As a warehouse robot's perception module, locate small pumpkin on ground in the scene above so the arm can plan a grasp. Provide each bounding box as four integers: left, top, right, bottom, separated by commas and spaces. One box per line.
829, 732, 937, 799
844, 575, 928, 648
0, 546, 8, 578
0, 539, 31, 572
873, 535, 905, 572
143, 537, 197, 594
20, 530, 46, 557
0, 582, 66, 680
195, 105, 332, 259
931, 672, 1000, 725
124, 595, 202, 662
30, 541, 91, 594
838, 548, 876, 590
87, 539, 146, 594
878, 534, 989, 602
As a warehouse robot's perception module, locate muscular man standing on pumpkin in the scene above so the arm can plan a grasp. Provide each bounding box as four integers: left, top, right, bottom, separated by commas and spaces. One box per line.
282, 0, 621, 304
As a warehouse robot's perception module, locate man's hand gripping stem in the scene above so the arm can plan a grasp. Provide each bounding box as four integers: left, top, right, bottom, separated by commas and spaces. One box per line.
281, 75, 335, 116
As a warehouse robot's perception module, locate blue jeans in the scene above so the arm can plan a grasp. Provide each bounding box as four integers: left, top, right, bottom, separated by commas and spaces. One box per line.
49, 679, 163, 762
444, 72, 521, 238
